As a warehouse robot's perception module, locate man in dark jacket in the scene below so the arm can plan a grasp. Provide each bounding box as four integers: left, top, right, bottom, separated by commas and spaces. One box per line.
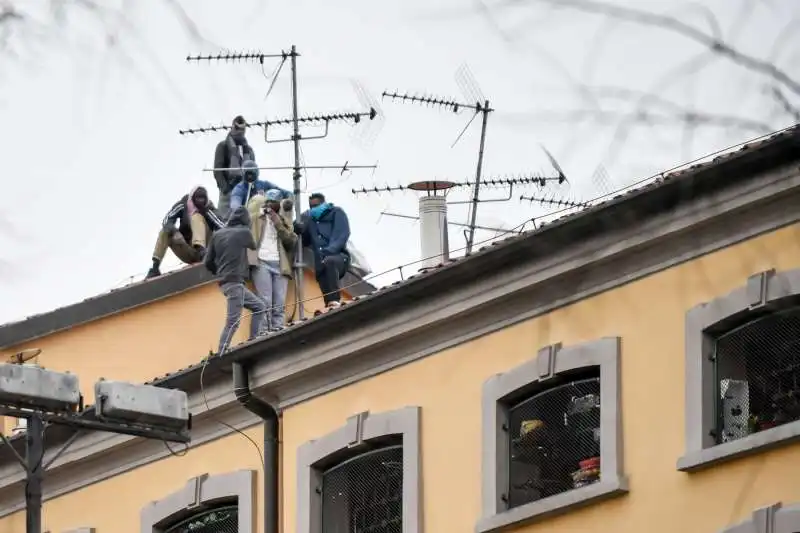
146, 186, 226, 279
204, 206, 268, 354
213, 115, 256, 218
297, 192, 351, 311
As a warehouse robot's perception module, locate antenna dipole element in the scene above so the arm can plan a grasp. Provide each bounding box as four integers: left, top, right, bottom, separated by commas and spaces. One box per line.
185, 50, 294, 63
520, 195, 590, 209
381, 91, 490, 113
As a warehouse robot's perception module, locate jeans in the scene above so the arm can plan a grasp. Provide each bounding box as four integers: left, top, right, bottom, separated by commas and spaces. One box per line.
251, 260, 289, 330
316, 253, 347, 304
217, 282, 268, 354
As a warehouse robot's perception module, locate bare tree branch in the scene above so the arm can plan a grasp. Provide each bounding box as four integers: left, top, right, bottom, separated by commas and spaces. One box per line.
521, 0, 800, 97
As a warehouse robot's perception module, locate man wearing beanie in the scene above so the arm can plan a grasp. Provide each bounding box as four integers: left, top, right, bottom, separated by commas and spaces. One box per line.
146, 186, 225, 279
213, 115, 256, 218
203, 206, 269, 354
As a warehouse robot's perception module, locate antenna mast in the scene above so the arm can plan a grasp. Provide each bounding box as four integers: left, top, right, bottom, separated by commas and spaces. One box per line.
182, 47, 382, 319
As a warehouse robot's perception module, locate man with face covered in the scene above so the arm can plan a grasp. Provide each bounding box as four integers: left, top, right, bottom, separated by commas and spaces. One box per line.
145, 186, 225, 279
248, 189, 297, 330
229, 160, 292, 212
213, 115, 256, 218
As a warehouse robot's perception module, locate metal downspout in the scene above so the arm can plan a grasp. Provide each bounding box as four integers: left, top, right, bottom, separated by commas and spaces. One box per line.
232, 362, 279, 533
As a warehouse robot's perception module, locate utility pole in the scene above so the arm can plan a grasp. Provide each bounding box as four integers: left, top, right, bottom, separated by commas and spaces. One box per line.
465, 100, 491, 254
24, 416, 43, 533
289, 45, 305, 312
182, 47, 382, 319
0, 349, 190, 533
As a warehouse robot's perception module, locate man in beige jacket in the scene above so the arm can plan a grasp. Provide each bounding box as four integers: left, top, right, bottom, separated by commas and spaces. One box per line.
247, 189, 297, 330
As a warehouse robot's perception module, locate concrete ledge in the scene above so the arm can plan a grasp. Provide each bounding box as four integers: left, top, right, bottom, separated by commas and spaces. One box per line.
475, 477, 629, 533
678, 419, 800, 472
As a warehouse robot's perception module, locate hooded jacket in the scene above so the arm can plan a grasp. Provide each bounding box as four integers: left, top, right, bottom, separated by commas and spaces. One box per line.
162, 188, 225, 244
229, 162, 292, 210
300, 203, 351, 273
203, 207, 256, 285
213, 134, 256, 195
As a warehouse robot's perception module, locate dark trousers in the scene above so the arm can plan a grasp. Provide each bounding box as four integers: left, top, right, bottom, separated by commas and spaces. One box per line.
316, 253, 346, 304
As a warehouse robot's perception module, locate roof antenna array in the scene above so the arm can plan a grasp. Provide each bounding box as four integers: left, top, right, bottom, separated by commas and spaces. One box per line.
180, 45, 382, 320
379, 64, 568, 253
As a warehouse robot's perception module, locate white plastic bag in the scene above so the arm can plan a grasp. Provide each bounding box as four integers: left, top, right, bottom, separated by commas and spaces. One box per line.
346, 239, 372, 278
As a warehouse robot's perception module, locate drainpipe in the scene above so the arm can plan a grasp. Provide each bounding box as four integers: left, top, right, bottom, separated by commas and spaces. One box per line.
232, 362, 279, 533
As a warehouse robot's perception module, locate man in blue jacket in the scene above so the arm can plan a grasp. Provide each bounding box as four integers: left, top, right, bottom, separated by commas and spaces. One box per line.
229, 160, 292, 212
297, 192, 351, 311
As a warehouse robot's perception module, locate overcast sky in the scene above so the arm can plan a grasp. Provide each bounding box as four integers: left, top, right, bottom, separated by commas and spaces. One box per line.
0, 0, 796, 324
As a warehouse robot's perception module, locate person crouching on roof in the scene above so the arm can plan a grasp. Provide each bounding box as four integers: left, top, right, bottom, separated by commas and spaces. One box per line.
229, 160, 292, 212
146, 186, 225, 279
247, 189, 297, 331
203, 206, 269, 354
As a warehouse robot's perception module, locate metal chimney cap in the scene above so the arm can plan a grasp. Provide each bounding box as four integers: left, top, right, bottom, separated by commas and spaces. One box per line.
407, 180, 456, 192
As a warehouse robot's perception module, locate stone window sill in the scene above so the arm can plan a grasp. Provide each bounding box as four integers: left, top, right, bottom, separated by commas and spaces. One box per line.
677, 421, 800, 472
475, 476, 628, 533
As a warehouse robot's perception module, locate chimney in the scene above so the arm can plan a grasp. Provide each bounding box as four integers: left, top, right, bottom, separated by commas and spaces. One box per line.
418, 195, 449, 270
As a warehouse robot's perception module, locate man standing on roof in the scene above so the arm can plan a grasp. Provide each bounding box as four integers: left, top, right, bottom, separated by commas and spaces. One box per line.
213, 115, 256, 218
146, 186, 225, 280
229, 160, 293, 211
203, 206, 269, 354
296, 192, 351, 312
248, 189, 297, 330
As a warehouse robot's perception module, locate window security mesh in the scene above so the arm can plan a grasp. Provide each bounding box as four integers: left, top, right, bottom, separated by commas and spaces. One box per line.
164, 504, 238, 533
714, 306, 800, 444
507, 373, 601, 509
321, 444, 403, 533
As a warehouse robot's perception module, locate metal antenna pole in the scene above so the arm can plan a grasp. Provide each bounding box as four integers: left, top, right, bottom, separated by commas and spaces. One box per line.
465, 100, 491, 254
25, 415, 44, 533
290, 44, 306, 320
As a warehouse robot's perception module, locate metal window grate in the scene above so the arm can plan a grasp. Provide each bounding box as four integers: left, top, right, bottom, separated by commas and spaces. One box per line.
507, 373, 601, 509
714, 306, 800, 444
321, 444, 403, 533
164, 504, 238, 533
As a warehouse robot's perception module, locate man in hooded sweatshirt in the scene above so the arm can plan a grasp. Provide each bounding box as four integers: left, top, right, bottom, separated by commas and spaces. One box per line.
204, 206, 269, 354
146, 186, 225, 279
297, 192, 351, 311
213, 115, 256, 218
229, 160, 292, 212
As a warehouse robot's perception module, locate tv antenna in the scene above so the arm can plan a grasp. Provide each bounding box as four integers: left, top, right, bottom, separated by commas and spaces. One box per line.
181, 46, 383, 319
381, 65, 567, 253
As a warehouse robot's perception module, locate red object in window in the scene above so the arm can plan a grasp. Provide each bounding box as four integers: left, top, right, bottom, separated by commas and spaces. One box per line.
580, 457, 600, 470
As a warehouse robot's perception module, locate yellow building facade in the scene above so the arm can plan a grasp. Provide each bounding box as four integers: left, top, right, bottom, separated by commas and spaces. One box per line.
0, 126, 799, 533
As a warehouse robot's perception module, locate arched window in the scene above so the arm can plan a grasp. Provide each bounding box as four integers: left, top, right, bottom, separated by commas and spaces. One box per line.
479, 337, 626, 533
140, 470, 255, 533
296, 407, 421, 533
164, 504, 239, 533
681, 268, 800, 472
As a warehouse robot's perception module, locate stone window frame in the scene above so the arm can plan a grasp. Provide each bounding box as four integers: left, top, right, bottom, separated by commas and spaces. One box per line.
296, 406, 422, 533
720, 502, 800, 533
679, 268, 800, 472
477, 337, 627, 533
140, 470, 256, 533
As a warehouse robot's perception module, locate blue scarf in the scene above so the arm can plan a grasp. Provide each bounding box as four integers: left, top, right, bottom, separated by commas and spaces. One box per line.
310, 202, 332, 221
